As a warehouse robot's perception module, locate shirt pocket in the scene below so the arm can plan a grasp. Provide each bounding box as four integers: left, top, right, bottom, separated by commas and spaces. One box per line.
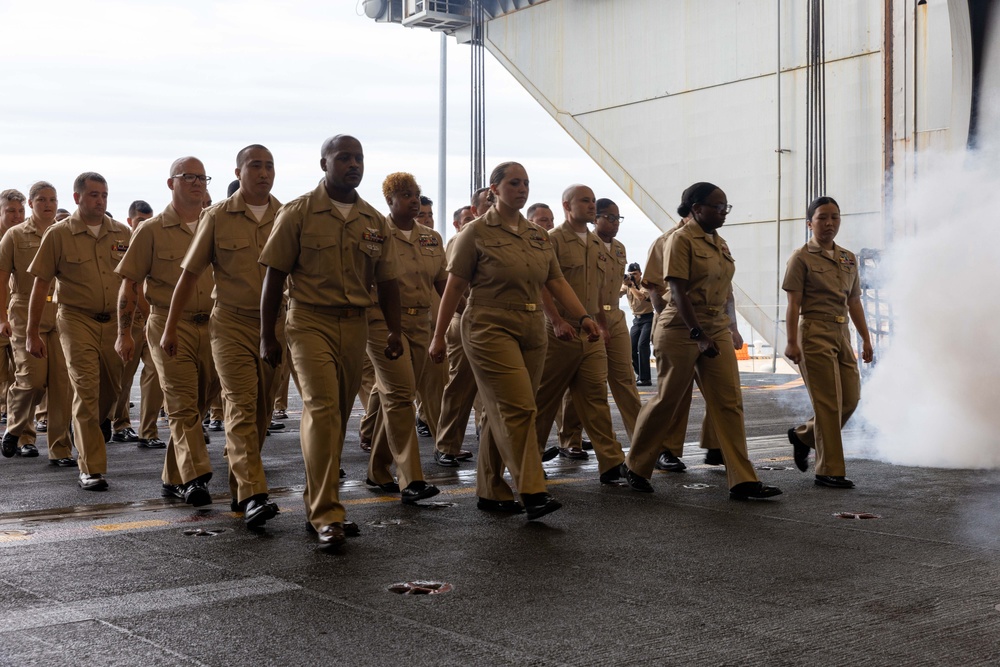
217, 237, 254, 274
153, 248, 184, 277
65, 253, 96, 272
300, 234, 340, 275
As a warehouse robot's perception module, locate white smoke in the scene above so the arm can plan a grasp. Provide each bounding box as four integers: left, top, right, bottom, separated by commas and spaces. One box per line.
859, 150, 1000, 468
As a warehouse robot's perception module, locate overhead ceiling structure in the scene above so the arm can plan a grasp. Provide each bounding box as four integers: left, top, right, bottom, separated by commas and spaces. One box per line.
366, 0, 993, 351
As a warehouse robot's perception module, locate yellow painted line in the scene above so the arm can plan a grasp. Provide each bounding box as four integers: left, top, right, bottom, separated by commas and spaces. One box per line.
755, 378, 805, 391
93, 519, 170, 532
343, 495, 401, 506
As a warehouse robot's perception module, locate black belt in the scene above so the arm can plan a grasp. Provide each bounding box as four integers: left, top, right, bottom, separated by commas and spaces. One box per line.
59, 304, 112, 323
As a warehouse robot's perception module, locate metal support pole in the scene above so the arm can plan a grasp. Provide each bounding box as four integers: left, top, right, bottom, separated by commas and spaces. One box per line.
773, 0, 782, 373
437, 32, 447, 238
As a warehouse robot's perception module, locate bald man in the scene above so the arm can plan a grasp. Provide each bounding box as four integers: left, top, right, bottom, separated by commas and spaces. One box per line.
116, 157, 219, 505
534, 185, 626, 483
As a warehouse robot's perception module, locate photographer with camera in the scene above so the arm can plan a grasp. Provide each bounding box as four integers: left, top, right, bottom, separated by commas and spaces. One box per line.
623, 262, 653, 386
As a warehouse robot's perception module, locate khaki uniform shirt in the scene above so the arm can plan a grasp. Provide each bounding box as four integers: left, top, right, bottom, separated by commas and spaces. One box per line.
0, 217, 57, 331
626, 286, 653, 316
447, 207, 562, 304
115, 204, 215, 314
547, 222, 606, 320
599, 237, 630, 319
181, 190, 280, 312
781, 238, 860, 318
641, 219, 687, 296
28, 213, 131, 315
661, 219, 736, 328
390, 219, 446, 309
259, 182, 397, 307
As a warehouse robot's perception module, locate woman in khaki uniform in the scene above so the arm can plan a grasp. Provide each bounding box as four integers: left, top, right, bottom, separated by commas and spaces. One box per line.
364, 172, 444, 503
624, 182, 782, 500
429, 162, 600, 520
783, 196, 874, 488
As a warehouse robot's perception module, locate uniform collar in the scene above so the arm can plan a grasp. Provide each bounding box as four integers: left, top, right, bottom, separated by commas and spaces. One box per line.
307, 180, 379, 224
684, 218, 722, 248
225, 189, 279, 225
159, 203, 183, 229
66, 212, 115, 238
554, 220, 598, 245
22, 216, 44, 237
387, 215, 418, 243
806, 236, 842, 260
482, 206, 529, 235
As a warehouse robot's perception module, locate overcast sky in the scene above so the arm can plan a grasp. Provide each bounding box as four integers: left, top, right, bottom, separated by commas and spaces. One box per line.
0, 0, 661, 268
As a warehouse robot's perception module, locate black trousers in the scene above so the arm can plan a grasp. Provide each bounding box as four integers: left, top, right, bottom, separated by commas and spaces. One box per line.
630, 312, 653, 383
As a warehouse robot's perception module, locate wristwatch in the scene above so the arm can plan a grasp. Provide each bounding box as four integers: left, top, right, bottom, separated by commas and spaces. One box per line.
579, 314, 593, 326
689, 327, 703, 340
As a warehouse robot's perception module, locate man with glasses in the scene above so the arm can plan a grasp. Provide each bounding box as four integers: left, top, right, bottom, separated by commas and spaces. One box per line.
162, 145, 283, 529
533, 184, 626, 482
26, 173, 131, 490
115, 158, 219, 506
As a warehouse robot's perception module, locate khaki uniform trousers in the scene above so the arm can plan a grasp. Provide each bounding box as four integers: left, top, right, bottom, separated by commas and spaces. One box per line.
211, 307, 284, 503
366, 311, 430, 489
0, 338, 12, 413
57, 309, 124, 475
463, 306, 548, 501
558, 310, 643, 447
112, 322, 163, 439
146, 314, 218, 486
791, 320, 860, 477
626, 322, 758, 489
357, 354, 376, 444
415, 337, 445, 438
535, 324, 625, 475
287, 307, 367, 529
8, 328, 70, 458
650, 313, 718, 457
273, 348, 291, 412
435, 313, 478, 456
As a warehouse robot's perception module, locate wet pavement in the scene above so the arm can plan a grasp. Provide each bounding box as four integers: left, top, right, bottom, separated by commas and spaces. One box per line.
2, 372, 999, 666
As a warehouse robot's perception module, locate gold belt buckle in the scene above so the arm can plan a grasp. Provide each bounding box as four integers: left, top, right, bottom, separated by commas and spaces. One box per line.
524, 303, 537, 312
45, 296, 52, 302
835, 315, 846, 323
405, 308, 419, 316
602, 305, 612, 311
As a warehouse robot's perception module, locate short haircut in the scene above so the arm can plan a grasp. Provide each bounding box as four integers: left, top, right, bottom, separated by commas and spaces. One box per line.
128, 200, 153, 218
596, 198, 617, 216
471, 187, 489, 207
236, 144, 271, 169
0, 189, 26, 204
526, 203, 550, 218
419, 195, 433, 207
382, 172, 420, 201
56, 208, 70, 216
453, 206, 471, 222
28, 181, 56, 200
227, 179, 240, 197
73, 172, 107, 195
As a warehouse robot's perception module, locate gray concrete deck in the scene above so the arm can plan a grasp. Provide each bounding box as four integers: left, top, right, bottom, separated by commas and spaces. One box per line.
1, 373, 998, 666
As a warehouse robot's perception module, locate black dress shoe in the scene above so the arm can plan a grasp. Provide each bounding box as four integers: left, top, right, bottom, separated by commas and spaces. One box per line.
209, 419, 224, 432
317, 523, 346, 550
558, 446, 589, 460
306, 520, 360, 537
599, 462, 625, 484
2, 432, 18, 458
161, 484, 185, 500
625, 466, 654, 493
340, 468, 346, 479
434, 449, 459, 467
477, 497, 524, 513
521, 493, 562, 520
401, 481, 440, 504
455, 449, 473, 461
704, 448, 724, 466
636, 380, 653, 386
415, 418, 432, 438
581, 438, 593, 451
100, 418, 112, 444
183, 479, 212, 507
815, 475, 855, 489
788, 428, 810, 472
48, 457, 76, 467
541, 446, 560, 462
230, 498, 242, 513
17, 443, 39, 458
269, 420, 285, 430
729, 482, 783, 500
654, 452, 686, 473
243, 495, 278, 529
365, 477, 400, 493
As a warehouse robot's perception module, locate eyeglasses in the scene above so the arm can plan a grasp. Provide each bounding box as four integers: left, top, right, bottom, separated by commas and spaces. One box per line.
598, 213, 624, 223
699, 203, 732, 214
172, 173, 212, 184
